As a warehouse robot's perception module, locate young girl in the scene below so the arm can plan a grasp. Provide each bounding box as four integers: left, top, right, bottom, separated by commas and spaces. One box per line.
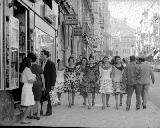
112, 56, 125, 110
20, 57, 36, 124
99, 56, 113, 110
64, 56, 79, 108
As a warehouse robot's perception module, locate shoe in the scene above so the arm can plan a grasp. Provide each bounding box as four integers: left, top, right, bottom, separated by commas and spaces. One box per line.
126, 106, 130, 111
68, 104, 71, 108
71, 103, 74, 106
58, 102, 61, 105
45, 112, 52, 116
83, 102, 86, 106
34, 116, 40, 120
88, 105, 91, 109
106, 104, 110, 107
102, 106, 105, 110
119, 103, 122, 106
33, 112, 38, 116
136, 107, 140, 110
143, 105, 147, 109
27, 116, 34, 119
20, 121, 31, 124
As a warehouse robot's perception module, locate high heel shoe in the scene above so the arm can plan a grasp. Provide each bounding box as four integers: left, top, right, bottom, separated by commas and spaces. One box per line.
88, 105, 91, 109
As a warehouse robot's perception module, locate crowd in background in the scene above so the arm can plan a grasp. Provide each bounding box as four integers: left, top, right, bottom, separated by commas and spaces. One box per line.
18, 50, 155, 124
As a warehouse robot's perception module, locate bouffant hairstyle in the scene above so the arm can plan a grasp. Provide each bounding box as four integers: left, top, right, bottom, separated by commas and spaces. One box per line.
19, 57, 31, 73
41, 49, 50, 58
57, 59, 60, 64
68, 56, 75, 63
27, 53, 37, 63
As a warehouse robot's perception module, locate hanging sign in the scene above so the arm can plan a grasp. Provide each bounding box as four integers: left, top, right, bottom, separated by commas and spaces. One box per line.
73, 27, 82, 36
64, 14, 78, 25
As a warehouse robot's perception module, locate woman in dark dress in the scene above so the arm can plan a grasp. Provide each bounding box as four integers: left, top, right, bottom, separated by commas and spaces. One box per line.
27, 53, 45, 120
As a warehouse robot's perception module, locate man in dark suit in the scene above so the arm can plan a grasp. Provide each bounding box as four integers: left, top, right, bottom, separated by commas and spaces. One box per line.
40, 49, 56, 116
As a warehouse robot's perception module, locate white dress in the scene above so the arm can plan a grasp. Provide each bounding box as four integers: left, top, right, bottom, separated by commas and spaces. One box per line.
99, 66, 113, 94
21, 67, 36, 106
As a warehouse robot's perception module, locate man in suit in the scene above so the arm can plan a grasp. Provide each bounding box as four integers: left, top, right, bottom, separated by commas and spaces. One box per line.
138, 57, 155, 109
40, 50, 56, 116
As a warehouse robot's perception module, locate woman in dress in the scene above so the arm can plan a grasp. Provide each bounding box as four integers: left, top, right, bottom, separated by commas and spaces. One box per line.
20, 57, 36, 124
81, 55, 100, 109
79, 57, 88, 105
64, 56, 79, 108
27, 53, 45, 120
55, 59, 65, 105
112, 56, 125, 110
99, 56, 113, 110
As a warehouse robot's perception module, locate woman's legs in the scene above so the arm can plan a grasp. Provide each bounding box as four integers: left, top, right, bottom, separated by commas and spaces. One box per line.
36, 101, 41, 118
115, 94, 119, 110
88, 93, 92, 109
68, 92, 72, 108
21, 106, 32, 123
102, 93, 106, 109
57, 92, 62, 105
83, 96, 87, 105
71, 92, 75, 105
92, 92, 95, 106
106, 94, 110, 107
40, 102, 43, 116
119, 94, 123, 106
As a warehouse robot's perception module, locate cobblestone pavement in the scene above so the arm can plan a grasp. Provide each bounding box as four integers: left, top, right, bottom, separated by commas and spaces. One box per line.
13, 92, 160, 128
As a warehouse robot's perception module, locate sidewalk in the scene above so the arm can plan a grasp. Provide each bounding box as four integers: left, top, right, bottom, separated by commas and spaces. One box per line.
13, 92, 160, 128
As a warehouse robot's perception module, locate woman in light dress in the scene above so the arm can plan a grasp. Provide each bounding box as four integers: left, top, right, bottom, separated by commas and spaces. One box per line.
99, 56, 113, 110
55, 59, 65, 105
112, 56, 125, 110
20, 57, 36, 124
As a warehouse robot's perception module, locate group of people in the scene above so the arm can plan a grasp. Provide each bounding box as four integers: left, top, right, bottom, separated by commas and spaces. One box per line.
19, 49, 155, 124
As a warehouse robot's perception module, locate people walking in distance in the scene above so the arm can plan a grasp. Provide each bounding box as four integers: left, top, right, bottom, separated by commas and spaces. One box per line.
81, 55, 100, 109
40, 50, 56, 116
76, 55, 83, 66
112, 56, 125, 110
55, 59, 65, 105
20, 57, 36, 124
99, 56, 113, 110
123, 55, 141, 111
27, 53, 45, 120
79, 57, 88, 106
137, 57, 155, 109
64, 56, 79, 108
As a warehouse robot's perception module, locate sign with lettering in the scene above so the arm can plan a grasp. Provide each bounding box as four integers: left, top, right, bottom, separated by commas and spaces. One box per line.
73, 27, 82, 36
64, 14, 78, 25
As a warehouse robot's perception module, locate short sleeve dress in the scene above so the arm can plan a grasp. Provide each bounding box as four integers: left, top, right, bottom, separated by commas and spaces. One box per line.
64, 66, 79, 92
31, 64, 43, 101
21, 67, 36, 106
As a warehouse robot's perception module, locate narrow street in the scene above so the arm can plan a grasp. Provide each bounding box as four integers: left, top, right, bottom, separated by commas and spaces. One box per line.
14, 89, 160, 127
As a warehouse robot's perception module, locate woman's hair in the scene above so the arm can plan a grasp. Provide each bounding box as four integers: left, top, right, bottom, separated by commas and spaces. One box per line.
81, 57, 88, 64
89, 54, 94, 60
114, 56, 121, 64
41, 49, 50, 58
27, 53, 37, 62
57, 59, 60, 64
68, 56, 75, 63
19, 57, 31, 73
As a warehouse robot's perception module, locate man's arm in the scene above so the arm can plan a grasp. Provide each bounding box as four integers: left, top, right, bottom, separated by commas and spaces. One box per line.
50, 62, 57, 89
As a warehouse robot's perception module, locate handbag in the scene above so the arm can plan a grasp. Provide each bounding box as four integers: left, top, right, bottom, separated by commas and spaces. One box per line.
40, 90, 48, 102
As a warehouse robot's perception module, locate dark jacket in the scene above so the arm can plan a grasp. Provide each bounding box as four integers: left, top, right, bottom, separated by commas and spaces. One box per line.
43, 60, 56, 89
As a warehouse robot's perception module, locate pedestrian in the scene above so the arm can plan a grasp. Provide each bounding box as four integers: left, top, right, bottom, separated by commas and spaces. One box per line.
20, 57, 36, 124
123, 55, 141, 111
64, 56, 79, 108
99, 56, 113, 110
98, 60, 103, 68
27, 53, 45, 120
76, 55, 83, 66
112, 56, 125, 110
40, 49, 57, 116
138, 57, 155, 109
79, 57, 88, 106
81, 54, 99, 109
55, 59, 65, 105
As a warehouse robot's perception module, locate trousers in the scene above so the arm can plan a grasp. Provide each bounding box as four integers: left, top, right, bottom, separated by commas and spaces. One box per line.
141, 84, 150, 106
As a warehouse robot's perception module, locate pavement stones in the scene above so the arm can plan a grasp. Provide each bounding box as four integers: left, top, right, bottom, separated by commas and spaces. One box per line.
13, 92, 160, 128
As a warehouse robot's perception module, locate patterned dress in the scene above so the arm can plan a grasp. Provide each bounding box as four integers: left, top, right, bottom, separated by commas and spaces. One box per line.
64, 66, 79, 92
79, 65, 88, 97
112, 65, 126, 94
99, 66, 113, 94
81, 64, 100, 93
